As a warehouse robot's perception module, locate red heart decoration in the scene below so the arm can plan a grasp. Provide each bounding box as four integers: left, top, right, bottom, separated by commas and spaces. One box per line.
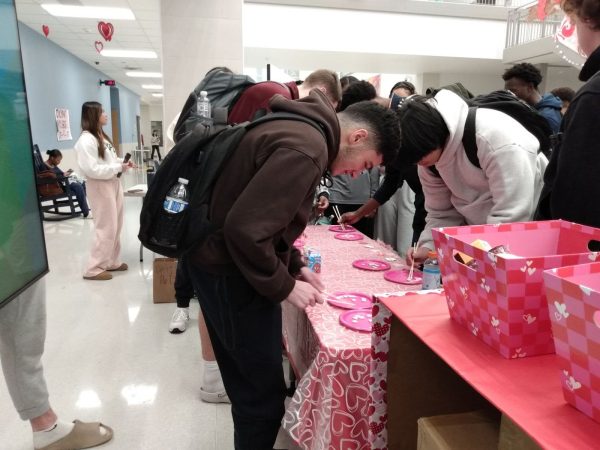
372, 322, 389, 337
98, 21, 114, 41
369, 422, 384, 434
42, 25, 49, 37
94, 41, 104, 53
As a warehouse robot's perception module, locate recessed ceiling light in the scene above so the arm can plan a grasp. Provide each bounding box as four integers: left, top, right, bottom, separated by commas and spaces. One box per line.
101, 50, 157, 59
41, 4, 135, 20
152, 93, 163, 97
126, 72, 162, 78
142, 84, 163, 90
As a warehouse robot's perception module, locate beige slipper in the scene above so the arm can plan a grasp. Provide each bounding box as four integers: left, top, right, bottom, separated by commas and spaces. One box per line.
83, 271, 112, 281
36, 420, 113, 450
107, 263, 128, 271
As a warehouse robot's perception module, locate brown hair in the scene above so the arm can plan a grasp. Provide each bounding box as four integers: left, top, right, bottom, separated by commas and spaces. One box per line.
303, 69, 342, 106
80, 101, 114, 159
562, 0, 600, 29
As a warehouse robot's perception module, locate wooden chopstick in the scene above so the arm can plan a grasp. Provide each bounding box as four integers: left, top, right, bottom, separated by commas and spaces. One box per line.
407, 242, 418, 281
333, 205, 346, 230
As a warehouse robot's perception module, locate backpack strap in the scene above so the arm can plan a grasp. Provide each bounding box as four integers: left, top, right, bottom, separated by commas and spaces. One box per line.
461, 106, 481, 169
246, 111, 326, 140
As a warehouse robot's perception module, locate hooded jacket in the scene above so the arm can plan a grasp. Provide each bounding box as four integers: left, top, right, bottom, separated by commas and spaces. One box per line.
191, 89, 340, 302
541, 45, 600, 227
535, 93, 563, 134
418, 90, 547, 250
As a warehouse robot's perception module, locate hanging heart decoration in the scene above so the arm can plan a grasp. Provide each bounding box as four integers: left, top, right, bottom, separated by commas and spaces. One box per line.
97, 21, 114, 42
94, 41, 104, 53
42, 25, 50, 37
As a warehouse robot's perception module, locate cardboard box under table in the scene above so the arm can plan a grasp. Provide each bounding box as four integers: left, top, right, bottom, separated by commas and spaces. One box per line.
544, 261, 600, 423
432, 220, 600, 359
153, 257, 177, 303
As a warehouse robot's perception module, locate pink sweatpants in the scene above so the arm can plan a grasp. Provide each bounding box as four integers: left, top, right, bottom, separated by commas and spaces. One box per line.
84, 177, 124, 277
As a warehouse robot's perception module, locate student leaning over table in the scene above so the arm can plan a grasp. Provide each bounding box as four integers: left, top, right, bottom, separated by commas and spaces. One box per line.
401, 91, 548, 265
186, 90, 400, 450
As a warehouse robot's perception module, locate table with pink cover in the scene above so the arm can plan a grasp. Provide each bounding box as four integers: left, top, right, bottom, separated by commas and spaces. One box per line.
281, 225, 419, 449
373, 291, 600, 450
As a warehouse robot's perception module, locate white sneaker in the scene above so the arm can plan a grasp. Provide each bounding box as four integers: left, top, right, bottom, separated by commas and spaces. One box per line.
168, 307, 190, 333
199, 387, 230, 404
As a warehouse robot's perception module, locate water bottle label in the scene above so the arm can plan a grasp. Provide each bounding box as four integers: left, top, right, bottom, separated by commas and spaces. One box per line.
163, 197, 188, 214
422, 267, 441, 290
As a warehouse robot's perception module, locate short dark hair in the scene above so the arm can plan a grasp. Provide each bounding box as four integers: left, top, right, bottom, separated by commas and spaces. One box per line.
339, 101, 400, 166
502, 63, 543, 88
340, 75, 359, 91
562, 0, 600, 29
339, 80, 376, 111
46, 149, 62, 158
397, 96, 450, 164
389, 81, 416, 98
551, 86, 576, 103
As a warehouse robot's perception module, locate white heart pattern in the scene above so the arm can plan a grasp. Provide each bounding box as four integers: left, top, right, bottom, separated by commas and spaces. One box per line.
470, 322, 479, 336
491, 316, 500, 327
589, 252, 598, 261
526, 260, 533, 267
460, 286, 468, 298
554, 301, 570, 319
511, 348, 527, 358
581, 285, 593, 296
566, 375, 582, 391
527, 267, 536, 276
488, 253, 497, 265
523, 314, 537, 324
480, 278, 490, 293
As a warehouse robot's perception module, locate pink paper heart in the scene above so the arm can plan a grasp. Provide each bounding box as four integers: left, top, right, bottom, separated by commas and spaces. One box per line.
98, 21, 114, 41
94, 41, 104, 53
593, 311, 600, 328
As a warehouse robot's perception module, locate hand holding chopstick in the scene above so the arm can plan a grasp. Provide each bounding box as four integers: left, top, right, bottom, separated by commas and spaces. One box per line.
407, 242, 418, 281
332, 205, 346, 230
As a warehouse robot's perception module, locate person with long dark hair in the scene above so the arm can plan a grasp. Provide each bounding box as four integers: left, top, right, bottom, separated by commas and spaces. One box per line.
44, 149, 90, 218
75, 101, 133, 281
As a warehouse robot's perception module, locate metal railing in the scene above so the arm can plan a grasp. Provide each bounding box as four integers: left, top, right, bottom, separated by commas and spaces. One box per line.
506, 1, 563, 47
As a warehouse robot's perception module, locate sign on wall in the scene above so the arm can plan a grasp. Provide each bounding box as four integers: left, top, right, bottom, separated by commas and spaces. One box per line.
54, 107, 72, 141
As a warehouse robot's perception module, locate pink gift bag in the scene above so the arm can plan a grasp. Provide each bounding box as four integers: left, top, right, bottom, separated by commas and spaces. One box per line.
544, 262, 600, 423
432, 220, 600, 359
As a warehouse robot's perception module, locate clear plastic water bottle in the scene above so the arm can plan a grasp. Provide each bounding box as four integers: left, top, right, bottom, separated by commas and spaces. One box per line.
163, 178, 189, 214
422, 251, 442, 290
197, 90, 211, 118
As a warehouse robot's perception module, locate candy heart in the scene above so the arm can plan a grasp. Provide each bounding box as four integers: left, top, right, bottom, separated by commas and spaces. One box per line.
593, 311, 600, 328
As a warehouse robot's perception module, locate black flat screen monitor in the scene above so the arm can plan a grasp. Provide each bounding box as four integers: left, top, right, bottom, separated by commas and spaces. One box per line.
0, 0, 49, 308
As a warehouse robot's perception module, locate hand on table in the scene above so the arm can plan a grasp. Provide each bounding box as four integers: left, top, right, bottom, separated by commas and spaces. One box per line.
285, 279, 324, 311
339, 210, 361, 225
299, 266, 324, 291
406, 246, 430, 266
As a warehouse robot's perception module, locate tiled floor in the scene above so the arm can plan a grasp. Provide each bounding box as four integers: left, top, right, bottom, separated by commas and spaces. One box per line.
0, 171, 299, 450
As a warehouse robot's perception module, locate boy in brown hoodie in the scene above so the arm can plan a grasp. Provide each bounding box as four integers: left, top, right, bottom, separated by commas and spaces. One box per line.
188, 89, 400, 449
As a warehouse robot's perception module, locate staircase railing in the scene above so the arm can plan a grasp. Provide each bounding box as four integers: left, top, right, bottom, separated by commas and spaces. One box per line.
506, 1, 563, 47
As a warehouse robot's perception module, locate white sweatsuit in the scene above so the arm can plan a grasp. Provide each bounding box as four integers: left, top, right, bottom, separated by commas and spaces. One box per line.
75, 131, 125, 277
418, 90, 548, 250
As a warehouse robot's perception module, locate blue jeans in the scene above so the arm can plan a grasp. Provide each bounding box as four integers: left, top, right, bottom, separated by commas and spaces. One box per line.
187, 263, 286, 450
66, 181, 89, 216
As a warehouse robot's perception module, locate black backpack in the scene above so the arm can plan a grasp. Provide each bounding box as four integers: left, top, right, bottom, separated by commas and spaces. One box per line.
138, 112, 325, 257
173, 69, 255, 144
429, 90, 553, 177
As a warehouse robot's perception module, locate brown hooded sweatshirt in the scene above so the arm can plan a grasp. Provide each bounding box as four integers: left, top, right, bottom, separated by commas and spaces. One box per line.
190, 89, 340, 302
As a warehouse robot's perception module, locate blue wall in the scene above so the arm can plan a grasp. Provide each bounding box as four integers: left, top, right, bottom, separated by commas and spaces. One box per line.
18, 23, 140, 152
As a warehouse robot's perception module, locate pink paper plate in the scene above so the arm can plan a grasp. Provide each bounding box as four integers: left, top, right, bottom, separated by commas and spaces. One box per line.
352, 259, 391, 271
334, 232, 363, 241
339, 309, 372, 332
329, 225, 356, 232
327, 292, 373, 310
384, 269, 423, 285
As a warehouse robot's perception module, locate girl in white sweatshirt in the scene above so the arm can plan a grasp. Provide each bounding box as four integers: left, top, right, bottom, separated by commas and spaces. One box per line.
75, 102, 133, 280
400, 90, 547, 264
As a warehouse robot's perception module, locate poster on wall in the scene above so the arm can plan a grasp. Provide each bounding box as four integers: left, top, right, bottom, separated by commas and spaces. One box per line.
55, 107, 72, 141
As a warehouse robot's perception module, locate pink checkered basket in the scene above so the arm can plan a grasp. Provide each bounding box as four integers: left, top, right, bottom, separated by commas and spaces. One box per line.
544, 262, 600, 423
432, 220, 600, 359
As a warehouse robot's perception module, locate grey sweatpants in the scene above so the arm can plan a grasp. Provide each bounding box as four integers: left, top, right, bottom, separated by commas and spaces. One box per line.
375, 183, 416, 257
0, 278, 50, 420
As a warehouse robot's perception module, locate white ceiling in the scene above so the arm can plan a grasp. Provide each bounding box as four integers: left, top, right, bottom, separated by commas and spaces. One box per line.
15, 0, 162, 104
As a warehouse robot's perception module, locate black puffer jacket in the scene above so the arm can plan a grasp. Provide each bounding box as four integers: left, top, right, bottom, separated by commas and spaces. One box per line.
537, 45, 600, 227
